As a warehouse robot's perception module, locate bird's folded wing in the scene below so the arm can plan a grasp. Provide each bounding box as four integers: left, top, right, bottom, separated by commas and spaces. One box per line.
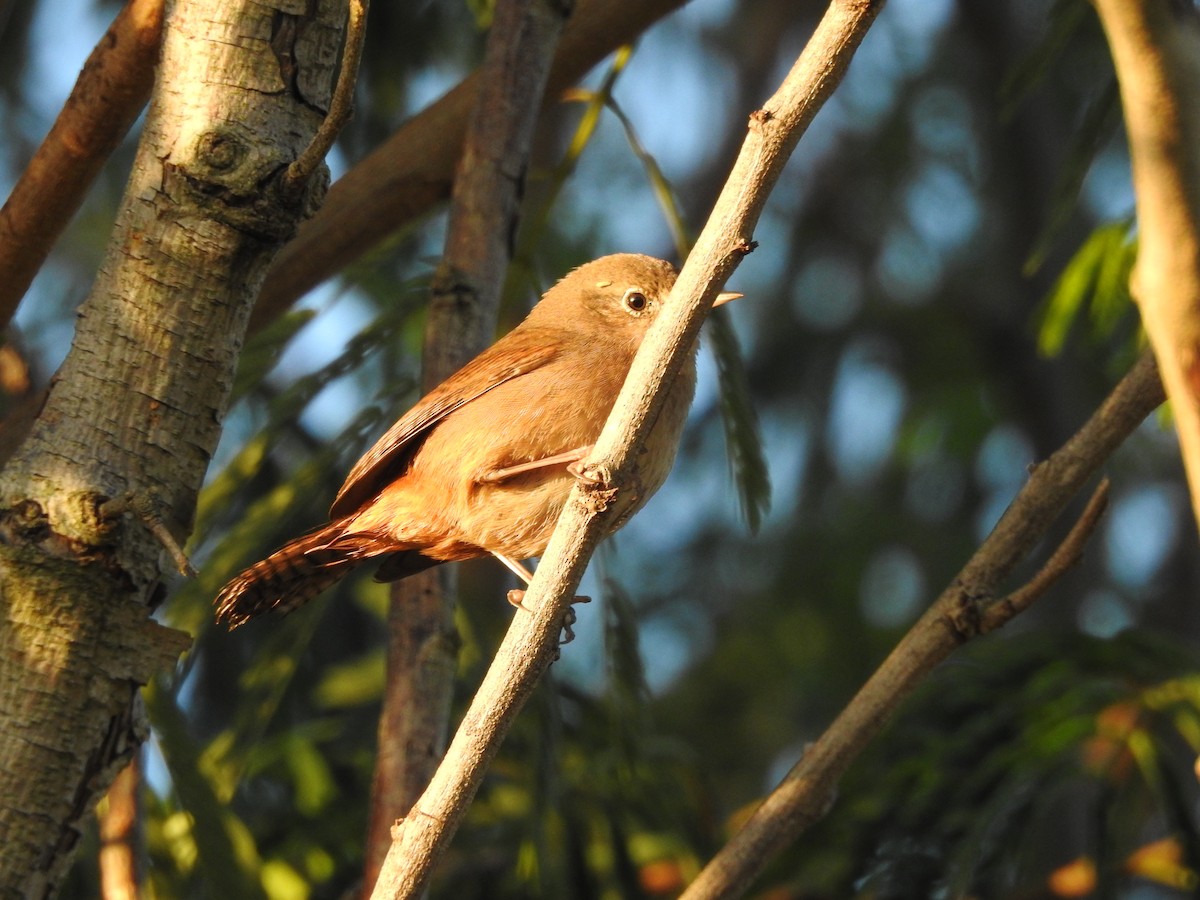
330, 328, 562, 517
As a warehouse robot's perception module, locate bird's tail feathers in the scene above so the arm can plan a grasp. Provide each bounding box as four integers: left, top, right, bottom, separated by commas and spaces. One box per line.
215, 523, 396, 627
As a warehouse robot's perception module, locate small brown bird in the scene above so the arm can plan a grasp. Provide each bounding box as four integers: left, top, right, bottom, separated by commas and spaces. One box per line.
215, 254, 740, 626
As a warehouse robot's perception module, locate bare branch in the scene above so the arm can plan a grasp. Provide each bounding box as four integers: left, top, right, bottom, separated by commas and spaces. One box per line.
365, 2, 886, 896
0, 0, 164, 333
679, 353, 1163, 899
99, 490, 197, 577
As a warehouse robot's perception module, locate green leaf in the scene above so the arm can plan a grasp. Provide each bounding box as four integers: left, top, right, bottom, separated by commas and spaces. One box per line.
604, 97, 689, 259
520, 45, 633, 255
313, 647, 386, 708
1036, 219, 1136, 356
707, 309, 771, 533
231, 310, 316, 403
999, 0, 1091, 118
260, 858, 310, 900
283, 735, 337, 816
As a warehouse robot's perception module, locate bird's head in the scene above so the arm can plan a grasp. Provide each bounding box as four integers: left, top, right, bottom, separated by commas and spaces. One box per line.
529, 253, 740, 354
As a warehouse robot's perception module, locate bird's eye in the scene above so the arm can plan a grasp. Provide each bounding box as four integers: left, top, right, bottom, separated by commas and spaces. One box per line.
623, 289, 648, 314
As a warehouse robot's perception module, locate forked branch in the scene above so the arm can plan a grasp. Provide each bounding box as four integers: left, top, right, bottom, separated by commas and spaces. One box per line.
680, 354, 1163, 899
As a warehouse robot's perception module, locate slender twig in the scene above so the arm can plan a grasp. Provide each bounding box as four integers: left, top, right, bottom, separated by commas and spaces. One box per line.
0, 0, 164, 333
979, 478, 1110, 634
283, 0, 369, 191
364, 0, 569, 891
680, 355, 1163, 899
367, 3, 886, 897
99, 490, 197, 577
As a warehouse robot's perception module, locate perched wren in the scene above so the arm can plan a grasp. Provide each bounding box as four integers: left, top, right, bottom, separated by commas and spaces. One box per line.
215, 254, 741, 626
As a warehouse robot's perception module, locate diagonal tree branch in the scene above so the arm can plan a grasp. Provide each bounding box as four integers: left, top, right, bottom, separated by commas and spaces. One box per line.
0, 0, 164, 333
680, 351, 1164, 898
366, 2, 885, 896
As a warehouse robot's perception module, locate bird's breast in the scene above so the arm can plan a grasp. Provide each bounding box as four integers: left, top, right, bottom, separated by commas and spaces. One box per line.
403, 339, 698, 560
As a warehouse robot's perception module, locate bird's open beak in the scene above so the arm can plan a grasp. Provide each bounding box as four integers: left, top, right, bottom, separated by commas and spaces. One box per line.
713, 290, 744, 308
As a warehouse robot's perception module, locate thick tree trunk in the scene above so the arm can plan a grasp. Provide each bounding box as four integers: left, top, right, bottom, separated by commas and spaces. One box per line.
0, 1, 345, 894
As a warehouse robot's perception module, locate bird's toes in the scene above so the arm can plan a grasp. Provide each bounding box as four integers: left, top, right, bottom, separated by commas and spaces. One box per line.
506, 588, 532, 612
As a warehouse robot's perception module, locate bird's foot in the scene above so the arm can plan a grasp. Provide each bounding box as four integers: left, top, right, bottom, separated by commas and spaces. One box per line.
567, 458, 608, 486
506, 589, 592, 644
569, 461, 619, 513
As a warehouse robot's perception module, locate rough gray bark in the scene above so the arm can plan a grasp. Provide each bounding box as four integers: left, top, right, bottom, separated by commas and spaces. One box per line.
0, 1, 345, 894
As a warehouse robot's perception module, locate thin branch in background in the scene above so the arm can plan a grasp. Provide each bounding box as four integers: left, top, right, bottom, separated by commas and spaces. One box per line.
98, 759, 141, 900
680, 353, 1164, 899
364, 0, 570, 891
283, 0, 369, 192
367, 3, 885, 897
0, 0, 164, 333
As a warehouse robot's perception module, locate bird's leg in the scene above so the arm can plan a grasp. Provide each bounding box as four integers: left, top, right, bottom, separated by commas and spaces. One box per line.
492, 552, 591, 644
493, 553, 536, 600
478, 446, 593, 484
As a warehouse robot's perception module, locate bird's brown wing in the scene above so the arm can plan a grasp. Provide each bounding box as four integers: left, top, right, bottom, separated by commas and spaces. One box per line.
329, 327, 562, 518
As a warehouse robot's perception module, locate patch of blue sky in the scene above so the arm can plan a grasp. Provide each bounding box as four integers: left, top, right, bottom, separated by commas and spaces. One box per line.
827, 341, 907, 484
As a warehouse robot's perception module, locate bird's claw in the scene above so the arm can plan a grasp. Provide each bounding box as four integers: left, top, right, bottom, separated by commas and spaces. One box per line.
567, 459, 609, 487
559, 595, 593, 644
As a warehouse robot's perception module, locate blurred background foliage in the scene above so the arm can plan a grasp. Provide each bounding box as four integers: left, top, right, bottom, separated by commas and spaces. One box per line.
3, 0, 1199, 897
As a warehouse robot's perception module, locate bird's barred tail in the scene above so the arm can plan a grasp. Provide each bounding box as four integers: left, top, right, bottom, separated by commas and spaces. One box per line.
215, 524, 358, 627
